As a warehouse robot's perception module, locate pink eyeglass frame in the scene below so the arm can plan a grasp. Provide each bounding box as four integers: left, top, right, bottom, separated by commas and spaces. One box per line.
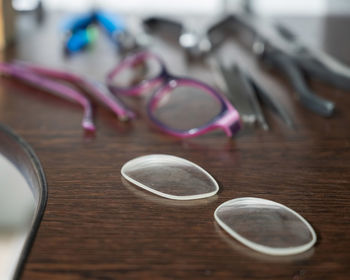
107, 51, 242, 138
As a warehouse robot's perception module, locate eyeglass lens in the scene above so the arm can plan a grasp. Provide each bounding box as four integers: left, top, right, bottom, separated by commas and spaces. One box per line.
121, 154, 219, 200
214, 197, 317, 255
152, 84, 223, 131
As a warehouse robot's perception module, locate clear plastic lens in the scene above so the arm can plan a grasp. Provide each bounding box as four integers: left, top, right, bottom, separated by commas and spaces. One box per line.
112, 57, 162, 88
214, 197, 317, 255
121, 154, 219, 200
152, 85, 222, 131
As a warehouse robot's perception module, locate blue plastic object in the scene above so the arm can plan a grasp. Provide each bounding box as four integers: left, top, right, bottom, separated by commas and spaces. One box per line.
65, 27, 97, 54
62, 10, 127, 54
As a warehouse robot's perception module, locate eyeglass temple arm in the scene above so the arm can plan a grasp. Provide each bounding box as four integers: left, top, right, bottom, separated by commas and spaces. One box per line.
13, 61, 135, 120
0, 63, 95, 131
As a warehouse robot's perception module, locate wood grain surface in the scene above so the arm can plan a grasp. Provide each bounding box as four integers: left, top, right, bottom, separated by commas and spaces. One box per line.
1, 12, 350, 280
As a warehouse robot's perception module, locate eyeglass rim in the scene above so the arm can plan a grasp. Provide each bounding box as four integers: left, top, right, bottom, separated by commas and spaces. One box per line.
147, 77, 241, 138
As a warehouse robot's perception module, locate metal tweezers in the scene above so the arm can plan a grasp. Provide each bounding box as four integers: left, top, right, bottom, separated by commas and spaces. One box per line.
212, 58, 293, 130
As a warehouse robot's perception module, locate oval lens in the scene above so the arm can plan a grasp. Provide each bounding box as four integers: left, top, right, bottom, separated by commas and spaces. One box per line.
121, 154, 219, 200
111, 56, 162, 89
152, 84, 223, 131
214, 197, 316, 255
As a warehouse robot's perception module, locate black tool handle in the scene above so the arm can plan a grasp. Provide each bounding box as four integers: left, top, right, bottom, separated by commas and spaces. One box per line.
274, 22, 350, 91
263, 50, 335, 117
296, 56, 350, 91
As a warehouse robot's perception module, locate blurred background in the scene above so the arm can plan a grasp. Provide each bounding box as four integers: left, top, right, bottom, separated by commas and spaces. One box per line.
11, 0, 350, 15
1, 0, 349, 104
4, 0, 349, 63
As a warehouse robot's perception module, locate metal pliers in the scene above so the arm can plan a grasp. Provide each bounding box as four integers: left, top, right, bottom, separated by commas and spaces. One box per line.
229, 13, 350, 117
143, 15, 231, 59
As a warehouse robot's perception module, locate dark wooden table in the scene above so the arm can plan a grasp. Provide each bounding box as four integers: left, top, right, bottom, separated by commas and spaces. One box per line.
1, 12, 350, 280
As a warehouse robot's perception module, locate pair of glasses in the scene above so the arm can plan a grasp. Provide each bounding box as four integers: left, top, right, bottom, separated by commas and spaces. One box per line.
107, 51, 241, 138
